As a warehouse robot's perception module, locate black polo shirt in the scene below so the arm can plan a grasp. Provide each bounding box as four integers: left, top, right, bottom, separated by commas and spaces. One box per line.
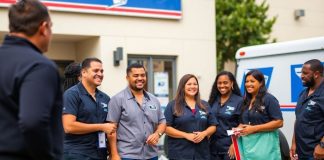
295, 81, 324, 159
164, 100, 217, 160
0, 35, 63, 160
63, 82, 110, 159
240, 93, 283, 125
210, 93, 243, 155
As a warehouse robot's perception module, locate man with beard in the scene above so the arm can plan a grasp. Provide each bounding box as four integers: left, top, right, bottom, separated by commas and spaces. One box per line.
290, 59, 324, 160
107, 63, 166, 160
62, 58, 116, 160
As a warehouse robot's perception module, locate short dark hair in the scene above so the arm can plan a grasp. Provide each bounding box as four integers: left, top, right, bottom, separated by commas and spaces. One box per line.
9, 0, 50, 36
81, 57, 102, 69
304, 59, 323, 75
63, 62, 81, 91
126, 63, 146, 75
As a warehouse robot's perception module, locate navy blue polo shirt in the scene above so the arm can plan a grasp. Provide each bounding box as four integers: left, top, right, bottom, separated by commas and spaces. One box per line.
295, 81, 324, 158
164, 100, 218, 160
210, 93, 243, 155
0, 35, 63, 160
63, 82, 110, 159
240, 93, 283, 125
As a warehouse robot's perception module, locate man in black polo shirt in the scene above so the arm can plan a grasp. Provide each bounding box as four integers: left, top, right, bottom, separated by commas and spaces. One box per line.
290, 59, 324, 160
63, 58, 116, 160
0, 0, 63, 159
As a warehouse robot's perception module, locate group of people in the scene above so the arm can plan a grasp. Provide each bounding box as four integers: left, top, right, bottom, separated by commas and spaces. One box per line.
0, 0, 323, 160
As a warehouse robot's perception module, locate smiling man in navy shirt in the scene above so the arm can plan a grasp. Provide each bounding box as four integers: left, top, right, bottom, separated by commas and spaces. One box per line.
63, 58, 116, 160
291, 59, 324, 160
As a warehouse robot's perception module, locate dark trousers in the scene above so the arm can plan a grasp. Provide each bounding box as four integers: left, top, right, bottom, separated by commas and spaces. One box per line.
210, 153, 233, 160
121, 156, 158, 160
64, 150, 107, 160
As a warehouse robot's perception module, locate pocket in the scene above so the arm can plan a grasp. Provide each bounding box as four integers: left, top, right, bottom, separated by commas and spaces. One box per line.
301, 124, 315, 138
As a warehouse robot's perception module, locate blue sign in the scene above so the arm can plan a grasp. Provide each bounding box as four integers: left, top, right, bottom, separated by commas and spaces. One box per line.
240, 67, 273, 95
46, 0, 181, 19
290, 62, 324, 103
0, 0, 182, 19
290, 64, 304, 103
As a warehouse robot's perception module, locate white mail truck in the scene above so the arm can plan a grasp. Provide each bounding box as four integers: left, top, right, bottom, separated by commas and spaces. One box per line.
235, 36, 324, 148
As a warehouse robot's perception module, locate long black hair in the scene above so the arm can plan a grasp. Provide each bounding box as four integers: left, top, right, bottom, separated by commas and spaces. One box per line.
242, 69, 267, 112
208, 71, 241, 106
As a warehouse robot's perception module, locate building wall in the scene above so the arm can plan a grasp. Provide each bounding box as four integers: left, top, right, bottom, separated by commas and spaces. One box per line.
258, 0, 324, 42
0, 0, 216, 99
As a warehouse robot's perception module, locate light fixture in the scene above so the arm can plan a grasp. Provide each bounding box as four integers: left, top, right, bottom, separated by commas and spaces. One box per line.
294, 9, 305, 20
113, 47, 123, 66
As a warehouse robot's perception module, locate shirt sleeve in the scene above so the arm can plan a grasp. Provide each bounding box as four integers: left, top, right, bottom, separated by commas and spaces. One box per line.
265, 94, 283, 120
164, 101, 175, 126
317, 96, 324, 113
157, 100, 166, 124
19, 63, 61, 160
207, 105, 218, 126
62, 89, 79, 116
106, 96, 122, 123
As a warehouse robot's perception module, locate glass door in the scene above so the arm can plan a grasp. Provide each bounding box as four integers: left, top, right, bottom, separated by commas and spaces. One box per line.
128, 55, 176, 109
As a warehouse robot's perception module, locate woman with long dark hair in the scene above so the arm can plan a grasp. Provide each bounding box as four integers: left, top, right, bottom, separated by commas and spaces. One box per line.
208, 71, 243, 160
236, 69, 283, 159
164, 74, 217, 160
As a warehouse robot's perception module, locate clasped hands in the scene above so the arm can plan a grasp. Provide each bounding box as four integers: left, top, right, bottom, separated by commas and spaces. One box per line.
185, 131, 207, 143
232, 124, 257, 137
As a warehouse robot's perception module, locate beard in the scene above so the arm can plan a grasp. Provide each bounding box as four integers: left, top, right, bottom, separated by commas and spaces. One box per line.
302, 76, 315, 87
129, 83, 144, 91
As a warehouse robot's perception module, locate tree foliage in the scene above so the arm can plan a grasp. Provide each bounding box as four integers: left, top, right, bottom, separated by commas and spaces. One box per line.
216, 0, 276, 72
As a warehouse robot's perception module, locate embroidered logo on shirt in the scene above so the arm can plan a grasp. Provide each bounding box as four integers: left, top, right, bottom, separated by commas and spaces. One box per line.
101, 102, 108, 112
199, 110, 207, 119
148, 105, 157, 110
224, 106, 234, 115
305, 106, 312, 111
308, 100, 316, 106
199, 110, 207, 115
227, 106, 235, 111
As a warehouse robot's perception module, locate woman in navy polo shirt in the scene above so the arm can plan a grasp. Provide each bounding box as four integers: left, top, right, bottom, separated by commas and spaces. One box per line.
208, 71, 243, 160
164, 74, 217, 160
237, 69, 283, 159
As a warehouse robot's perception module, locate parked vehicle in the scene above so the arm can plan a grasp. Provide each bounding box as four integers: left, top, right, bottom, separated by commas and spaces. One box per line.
235, 36, 324, 160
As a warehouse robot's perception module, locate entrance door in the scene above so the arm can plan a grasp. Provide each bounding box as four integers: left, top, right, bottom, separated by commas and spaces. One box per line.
127, 55, 176, 109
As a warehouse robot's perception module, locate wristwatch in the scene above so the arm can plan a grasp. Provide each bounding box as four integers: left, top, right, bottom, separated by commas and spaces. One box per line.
320, 141, 324, 148
157, 132, 163, 137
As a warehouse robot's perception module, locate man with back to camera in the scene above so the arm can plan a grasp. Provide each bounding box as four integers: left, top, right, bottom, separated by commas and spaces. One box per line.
62, 57, 116, 160
107, 63, 166, 160
0, 0, 63, 159
290, 59, 324, 160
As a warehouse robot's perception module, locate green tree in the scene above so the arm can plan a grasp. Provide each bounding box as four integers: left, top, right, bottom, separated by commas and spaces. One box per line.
216, 0, 276, 72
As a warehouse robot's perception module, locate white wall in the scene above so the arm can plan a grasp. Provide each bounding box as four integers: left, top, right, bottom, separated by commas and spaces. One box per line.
0, 0, 216, 99
46, 42, 76, 60
257, 0, 324, 41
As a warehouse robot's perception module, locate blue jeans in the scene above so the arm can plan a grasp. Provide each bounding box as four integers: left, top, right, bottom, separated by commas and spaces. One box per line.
121, 156, 158, 160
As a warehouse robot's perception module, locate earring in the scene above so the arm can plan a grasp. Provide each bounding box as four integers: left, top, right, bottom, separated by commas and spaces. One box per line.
231, 86, 234, 90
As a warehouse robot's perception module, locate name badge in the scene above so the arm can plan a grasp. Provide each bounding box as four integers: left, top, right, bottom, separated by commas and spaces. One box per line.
148, 105, 157, 110
98, 132, 106, 148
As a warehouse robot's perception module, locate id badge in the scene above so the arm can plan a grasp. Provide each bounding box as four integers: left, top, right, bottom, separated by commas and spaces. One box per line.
98, 132, 106, 148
